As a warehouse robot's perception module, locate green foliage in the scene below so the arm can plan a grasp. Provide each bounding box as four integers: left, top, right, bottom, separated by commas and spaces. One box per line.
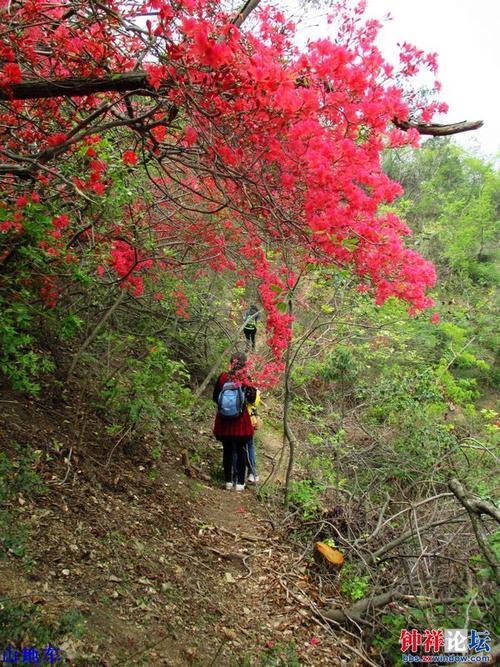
101, 339, 192, 430
476, 531, 500, 589
291, 396, 325, 420
321, 346, 360, 385
339, 564, 370, 601
0, 298, 54, 394
375, 589, 499, 663
364, 367, 445, 425
373, 612, 408, 664
279, 145, 499, 664
0, 517, 29, 560
0, 444, 46, 503
0, 596, 85, 652
304, 432, 347, 490
384, 139, 500, 288
0, 119, 497, 667
287, 479, 325, 519
59, 314, 84, 340
436, 359, 480, 406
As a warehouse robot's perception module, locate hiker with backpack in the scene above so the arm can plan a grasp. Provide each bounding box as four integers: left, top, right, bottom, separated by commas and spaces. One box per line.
243, 304, 259, 352
213, 353, 256, 491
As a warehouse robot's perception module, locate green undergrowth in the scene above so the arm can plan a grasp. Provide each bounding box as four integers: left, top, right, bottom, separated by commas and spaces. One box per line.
0, 597, 86, 663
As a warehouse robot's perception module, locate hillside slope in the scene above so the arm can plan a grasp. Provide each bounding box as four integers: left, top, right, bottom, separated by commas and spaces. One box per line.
0, 382, 363, 666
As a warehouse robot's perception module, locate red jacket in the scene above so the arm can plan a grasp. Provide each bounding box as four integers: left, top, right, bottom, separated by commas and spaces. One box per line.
213, 372, 254, 440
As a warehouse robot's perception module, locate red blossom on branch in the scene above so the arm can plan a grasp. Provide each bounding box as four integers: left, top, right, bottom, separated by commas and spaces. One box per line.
0, 0, 451, 385
123, 150, 138, 166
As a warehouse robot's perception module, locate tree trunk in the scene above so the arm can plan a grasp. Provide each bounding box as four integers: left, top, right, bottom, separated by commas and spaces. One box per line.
283, 296, 297, 508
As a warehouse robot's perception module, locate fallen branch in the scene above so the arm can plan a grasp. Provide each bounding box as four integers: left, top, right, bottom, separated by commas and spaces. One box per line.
274, 573, 380, 666
449, 478, 500, 584
322, 590, 402, 625
449, 478, 500, 524
373, 513, 466, 559
356, 492, 454, 546
105, 425, 133, 468
205, 547, 253, 578
205, 546, 248, 562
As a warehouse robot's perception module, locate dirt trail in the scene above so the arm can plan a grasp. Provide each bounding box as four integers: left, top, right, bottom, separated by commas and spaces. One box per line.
0, 384, 357, 666
182, 415, 358, 667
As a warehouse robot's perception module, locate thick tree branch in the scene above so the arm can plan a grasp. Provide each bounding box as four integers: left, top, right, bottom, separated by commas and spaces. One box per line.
0, 163, 33, 179
393, 118, 483, 136
0, 72, 155, 101
0, 75, 483, 141
0, 71, 483, 180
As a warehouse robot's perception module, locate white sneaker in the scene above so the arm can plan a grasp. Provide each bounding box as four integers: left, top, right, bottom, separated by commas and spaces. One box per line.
247, 474, 260, 484
235, 484, 245, 491
225, 482, 234, 490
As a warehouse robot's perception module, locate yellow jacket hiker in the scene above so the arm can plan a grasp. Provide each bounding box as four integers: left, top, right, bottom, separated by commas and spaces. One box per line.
245, 389, 261, 483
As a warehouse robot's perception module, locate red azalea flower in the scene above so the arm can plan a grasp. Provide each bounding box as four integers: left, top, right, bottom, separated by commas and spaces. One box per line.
123, 150, 138, 166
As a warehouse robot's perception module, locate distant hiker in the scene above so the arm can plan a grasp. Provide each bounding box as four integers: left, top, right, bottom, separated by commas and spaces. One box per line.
243, 304, 259, 352
213, 353, 256, 491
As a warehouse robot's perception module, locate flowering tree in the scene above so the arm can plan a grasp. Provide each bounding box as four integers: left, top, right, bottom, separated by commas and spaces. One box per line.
0, 0, 481, 386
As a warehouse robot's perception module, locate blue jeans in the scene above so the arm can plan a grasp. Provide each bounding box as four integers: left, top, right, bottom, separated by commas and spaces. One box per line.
223, 439, 246, 485
232, 438, 257, 480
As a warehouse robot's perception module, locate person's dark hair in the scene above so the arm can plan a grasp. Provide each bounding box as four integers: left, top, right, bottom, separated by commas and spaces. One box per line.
230, 352, 247, 372
248, 304, 258, 314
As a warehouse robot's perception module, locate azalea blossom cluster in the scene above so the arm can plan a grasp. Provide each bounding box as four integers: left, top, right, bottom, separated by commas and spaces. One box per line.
0, 0, 445, 384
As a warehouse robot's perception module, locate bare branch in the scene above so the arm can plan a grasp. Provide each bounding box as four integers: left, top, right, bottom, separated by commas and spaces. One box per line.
373, 514, 466, 559
232, 0, 261, 27
393, 118, 483, 137
449, 477, 500, 585
357, 492, 454, 545
449, 478, 500, 524
323, 590, 402, 625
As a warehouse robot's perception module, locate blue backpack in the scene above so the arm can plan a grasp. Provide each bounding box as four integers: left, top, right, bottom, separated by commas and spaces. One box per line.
218, 381, 246, 419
